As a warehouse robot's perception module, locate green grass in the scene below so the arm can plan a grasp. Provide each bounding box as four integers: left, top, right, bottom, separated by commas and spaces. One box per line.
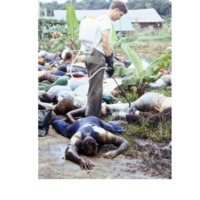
146, 88, 172, 97
108, 118, 171, 157
104, 87, 172, 157
104, 114, 171, 158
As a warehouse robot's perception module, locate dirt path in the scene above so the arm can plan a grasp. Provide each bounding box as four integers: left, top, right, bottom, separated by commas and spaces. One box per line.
39, 126, 171, 179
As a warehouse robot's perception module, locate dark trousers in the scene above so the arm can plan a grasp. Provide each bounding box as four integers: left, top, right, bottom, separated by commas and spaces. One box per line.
85, 49, 106, 117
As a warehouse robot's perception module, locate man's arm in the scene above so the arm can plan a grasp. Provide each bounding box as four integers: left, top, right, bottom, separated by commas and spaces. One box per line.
102, 29, 114, 77
65, 133, 94, 170
97, 130, 129, 158
103, 135, 129, 158
66, 107, 86, 123
92, 117, 124, 134
101, 29, 112, 56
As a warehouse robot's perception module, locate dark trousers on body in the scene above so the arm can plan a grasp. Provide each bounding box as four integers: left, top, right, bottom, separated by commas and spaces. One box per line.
85, 49, 106, 117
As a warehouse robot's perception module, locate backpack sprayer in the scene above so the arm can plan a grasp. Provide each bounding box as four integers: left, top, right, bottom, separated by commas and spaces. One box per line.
68, 16, 106, 80
68, 16, 130, 106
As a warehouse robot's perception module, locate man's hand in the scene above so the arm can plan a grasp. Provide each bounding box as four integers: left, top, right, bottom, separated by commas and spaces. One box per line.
105, 54, 114, 66
103, 150, 118, 159
105, 54, 115, 78
79, 158, 94, 170
106, 65, 114, 77
105, 54, 114, 77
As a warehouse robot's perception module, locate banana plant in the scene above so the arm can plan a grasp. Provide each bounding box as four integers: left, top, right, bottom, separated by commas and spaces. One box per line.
51, 3, 79, 52
115, 43, 171, 97
65, 3, 79, 49
107, 22, 172, 97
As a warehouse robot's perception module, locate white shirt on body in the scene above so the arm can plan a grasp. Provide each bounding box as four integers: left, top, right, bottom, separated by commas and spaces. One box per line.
94, 15, 112, 55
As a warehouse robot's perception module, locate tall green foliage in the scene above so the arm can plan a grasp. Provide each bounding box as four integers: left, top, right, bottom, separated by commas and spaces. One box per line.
121, 43, 144, 79
50, 3, 79, 52
66, 3, 79, 43
114, 42, 171, 97
109, 24, 171, 97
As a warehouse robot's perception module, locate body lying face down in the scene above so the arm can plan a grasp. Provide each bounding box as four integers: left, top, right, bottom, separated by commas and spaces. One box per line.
65, 123, 129, 170
107, 92, 172, 124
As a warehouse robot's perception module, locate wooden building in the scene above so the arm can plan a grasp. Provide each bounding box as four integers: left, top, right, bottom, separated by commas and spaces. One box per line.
128, 8, 164, 29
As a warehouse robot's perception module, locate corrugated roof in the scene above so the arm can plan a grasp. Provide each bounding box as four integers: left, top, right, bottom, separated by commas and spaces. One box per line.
129, 8, 164, 23
114, 14, 134, 31
53, 10, 134, 31
48, 8, 164, 23
42, 8, 164, 31
53, 10, 66, 20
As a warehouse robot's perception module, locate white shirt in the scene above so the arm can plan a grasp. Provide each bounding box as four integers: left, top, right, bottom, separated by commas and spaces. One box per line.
94, 15, 112, 55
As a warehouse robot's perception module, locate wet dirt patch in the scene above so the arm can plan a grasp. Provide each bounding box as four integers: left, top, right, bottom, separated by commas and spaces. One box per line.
129, 133, 171, 178
38, 126, 171, 179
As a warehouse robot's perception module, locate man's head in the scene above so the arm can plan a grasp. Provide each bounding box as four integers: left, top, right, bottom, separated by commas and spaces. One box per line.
109, 1, 128, 21
82, 136, 98, 156
61, 47, 73, 61
63, 52, 72, 62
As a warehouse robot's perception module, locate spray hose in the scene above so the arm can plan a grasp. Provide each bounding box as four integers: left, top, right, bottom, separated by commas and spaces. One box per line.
69, 49, 131, 106
69, 49, 106, 80
112, 77, 131, 107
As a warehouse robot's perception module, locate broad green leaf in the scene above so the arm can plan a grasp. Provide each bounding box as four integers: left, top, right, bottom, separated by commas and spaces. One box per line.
122, 75, 139, 86
149, 72, 163, 82
144, 50, 171, 77
121, 43, 144, 78
114, 66, 134, 77
115, 37, 126, 47
51, 37, 66, 53
66, 3, 78, 37
143, 72, 162, 83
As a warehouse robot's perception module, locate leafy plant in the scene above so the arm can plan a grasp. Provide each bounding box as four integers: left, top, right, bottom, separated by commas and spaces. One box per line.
104, 20, 172, 97
38, 18, 67, 39
48, 3, 79, 53
65, 3, 79, 49
114, 43, 171, 97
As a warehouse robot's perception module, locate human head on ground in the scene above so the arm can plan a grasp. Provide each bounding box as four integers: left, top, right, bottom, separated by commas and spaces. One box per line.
111, 90, 121, 97
108, 1, 128, 21
82, 135, 98, 156
38, 58, 45, 66
54, 52, 62, 60
63, 52, 72, 62
61, 48, 73, 61
38, 50, 47, 58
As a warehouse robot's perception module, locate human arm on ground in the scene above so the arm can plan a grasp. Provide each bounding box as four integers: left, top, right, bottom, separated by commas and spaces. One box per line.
97, 118, 124, 134
99, 131, 129, 158
66, 107, 86, 123
38, 100, 55, 110
65, 133, 94, 170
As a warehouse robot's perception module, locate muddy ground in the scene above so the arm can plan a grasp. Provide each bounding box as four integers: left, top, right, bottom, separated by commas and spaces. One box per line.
38, 126, 171, 179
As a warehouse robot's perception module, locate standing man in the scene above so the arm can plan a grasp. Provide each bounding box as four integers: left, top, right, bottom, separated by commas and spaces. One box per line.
85, 1, 128, 117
